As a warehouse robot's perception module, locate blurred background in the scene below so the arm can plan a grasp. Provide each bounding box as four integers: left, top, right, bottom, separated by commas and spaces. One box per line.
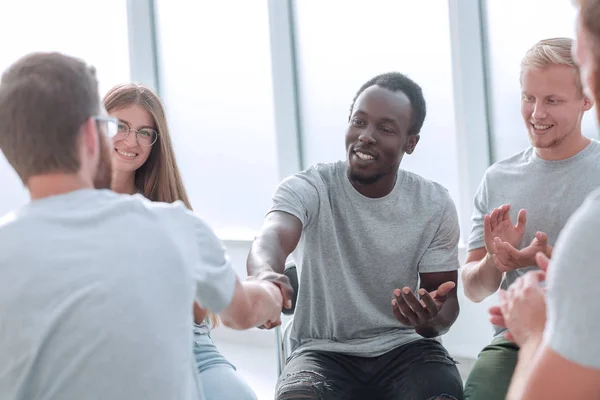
0, 1, 594, 398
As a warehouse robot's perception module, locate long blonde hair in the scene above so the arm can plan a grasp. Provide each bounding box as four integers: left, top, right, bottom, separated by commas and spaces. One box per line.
103, 83, 219, 327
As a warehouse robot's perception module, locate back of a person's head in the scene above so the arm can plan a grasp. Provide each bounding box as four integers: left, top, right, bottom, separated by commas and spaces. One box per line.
577, 0, 600, 54
520, 38, 583, 93
576, 0, 600, 99
349, 72, 427, 137
0, 52, 100, 184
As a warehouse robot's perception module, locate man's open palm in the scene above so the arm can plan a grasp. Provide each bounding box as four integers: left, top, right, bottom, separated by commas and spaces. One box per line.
484, 204, 527, 254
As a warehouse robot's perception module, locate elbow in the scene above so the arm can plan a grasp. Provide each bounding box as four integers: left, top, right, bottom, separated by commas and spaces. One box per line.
463, 286, 486, 303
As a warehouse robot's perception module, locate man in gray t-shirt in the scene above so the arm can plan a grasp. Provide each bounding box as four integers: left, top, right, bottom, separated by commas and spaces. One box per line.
248, 73, 463, 400
462, 38, 600, 400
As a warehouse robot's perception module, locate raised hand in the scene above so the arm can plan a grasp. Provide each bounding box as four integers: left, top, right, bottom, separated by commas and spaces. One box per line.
493, 231, 552, 272
484, 204, 527, 255
488, 254, 548, 345
392, 281, 455, 329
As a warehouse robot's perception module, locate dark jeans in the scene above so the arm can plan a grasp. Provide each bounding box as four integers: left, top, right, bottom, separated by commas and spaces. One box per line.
276, 338, 463, 400
463, 336, 519, 400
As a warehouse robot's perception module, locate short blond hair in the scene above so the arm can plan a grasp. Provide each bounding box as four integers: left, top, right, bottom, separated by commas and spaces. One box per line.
520, 38, 583, 95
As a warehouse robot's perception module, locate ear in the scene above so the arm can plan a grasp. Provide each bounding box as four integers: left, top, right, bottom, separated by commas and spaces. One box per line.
583, 93, 595, 111
404, 134, 420, 155
80, 117, 99, 160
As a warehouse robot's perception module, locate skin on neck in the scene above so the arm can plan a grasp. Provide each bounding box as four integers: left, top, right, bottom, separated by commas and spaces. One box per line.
349, 169, 398, 198
27, 173, 92, 201
535, 128, 591, 161
111, 169, 137, 195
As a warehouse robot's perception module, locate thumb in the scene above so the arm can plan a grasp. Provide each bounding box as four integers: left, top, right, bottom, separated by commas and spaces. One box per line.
433, 281, 456, 297
535, 231, 548, 247
535, 251, 550, 272
515, 209, 527, 231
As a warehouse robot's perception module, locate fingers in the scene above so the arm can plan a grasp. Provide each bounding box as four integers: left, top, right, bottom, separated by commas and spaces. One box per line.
484, 215, 497, 253
516, 209, 527, 231
499, 204, 512, 225
435, 281, 456, 297
490, 313, 506, 327
418, 288, 439, 315
394, 288, 429, 325
277, 277, 294, 309
488, 305, 506, 327
492, 254, 512, 273
535, 231, 548, 247
535, 252, 550, 272
490, 206, 502, 229
392, 299, 411, 325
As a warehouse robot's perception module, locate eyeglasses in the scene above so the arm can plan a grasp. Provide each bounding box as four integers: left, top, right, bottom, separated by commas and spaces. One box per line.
93, 115, 119, 138
114, 121, 159, 146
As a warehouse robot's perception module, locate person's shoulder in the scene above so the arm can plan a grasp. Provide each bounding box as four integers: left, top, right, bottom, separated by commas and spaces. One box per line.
280, 160, 342, 190
484, 148, 533, 179
402, 170, 452, 199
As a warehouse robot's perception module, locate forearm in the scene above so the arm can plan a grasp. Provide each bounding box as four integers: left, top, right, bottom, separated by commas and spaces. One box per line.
506, 335, 543, 400
247, 230, 287, 276
462, 253, 503, 302
416, 295, 459, 338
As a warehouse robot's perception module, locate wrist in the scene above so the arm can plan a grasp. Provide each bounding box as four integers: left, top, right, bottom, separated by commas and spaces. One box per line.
518, 331, 543, 356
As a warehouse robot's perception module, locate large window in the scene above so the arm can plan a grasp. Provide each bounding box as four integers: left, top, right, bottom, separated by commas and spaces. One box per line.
155, 1, 279, 240
293, 0, 461, 225
484, 0, 597, 161
0, 0, 130, 216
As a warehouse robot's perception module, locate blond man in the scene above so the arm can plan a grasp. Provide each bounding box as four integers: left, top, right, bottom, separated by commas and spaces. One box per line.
461, 37, 598, 399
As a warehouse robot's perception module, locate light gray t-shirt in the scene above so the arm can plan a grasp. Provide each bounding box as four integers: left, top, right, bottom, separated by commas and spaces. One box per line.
467, 140, 600, 337
545, 188, 600, 369
0, 189, 237, 400
270, 161, 460, 357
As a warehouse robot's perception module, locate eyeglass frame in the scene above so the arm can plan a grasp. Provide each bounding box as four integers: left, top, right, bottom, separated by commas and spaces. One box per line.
113, 120, 159, 146
93, 115, 119, 138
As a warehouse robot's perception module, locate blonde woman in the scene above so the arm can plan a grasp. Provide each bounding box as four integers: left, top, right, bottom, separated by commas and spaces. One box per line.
103, 83, 257, 400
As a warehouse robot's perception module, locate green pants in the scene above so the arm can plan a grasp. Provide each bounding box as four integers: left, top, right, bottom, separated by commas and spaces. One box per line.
464, 336, 519, 400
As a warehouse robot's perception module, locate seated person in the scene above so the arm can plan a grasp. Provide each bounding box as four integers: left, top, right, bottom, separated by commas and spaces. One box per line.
248, 72, 463, 400
461, 38, 599, 400
490, 4, 600, 399
0, 52, 281, 400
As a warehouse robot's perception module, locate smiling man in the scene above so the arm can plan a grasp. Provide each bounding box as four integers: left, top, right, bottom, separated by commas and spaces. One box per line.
461, 38, 600, 400
247, 72, 464, 400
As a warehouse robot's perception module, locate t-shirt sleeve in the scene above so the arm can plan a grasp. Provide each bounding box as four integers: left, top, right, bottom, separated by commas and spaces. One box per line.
418, 194, 461, 273
467, 173, 489, 251
190, 216, 237, 313
269, 171, 320, 228
544, 190, 600, 369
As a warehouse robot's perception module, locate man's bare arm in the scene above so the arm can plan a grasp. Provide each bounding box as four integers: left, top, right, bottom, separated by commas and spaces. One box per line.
461, 248, 503, 303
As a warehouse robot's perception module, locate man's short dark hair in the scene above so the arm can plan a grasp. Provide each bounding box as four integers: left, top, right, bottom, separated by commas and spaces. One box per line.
0, 52, 100, 183
349, 72, 427, 136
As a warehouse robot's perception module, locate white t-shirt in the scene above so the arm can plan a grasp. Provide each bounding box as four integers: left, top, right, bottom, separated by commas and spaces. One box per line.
0, 189, 237, 400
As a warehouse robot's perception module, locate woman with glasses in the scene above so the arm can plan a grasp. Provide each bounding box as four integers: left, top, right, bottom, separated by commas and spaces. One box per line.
103, 83, 257, 400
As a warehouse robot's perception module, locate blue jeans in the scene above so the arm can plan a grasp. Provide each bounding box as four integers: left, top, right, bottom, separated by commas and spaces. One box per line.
193, 324, 256, 400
